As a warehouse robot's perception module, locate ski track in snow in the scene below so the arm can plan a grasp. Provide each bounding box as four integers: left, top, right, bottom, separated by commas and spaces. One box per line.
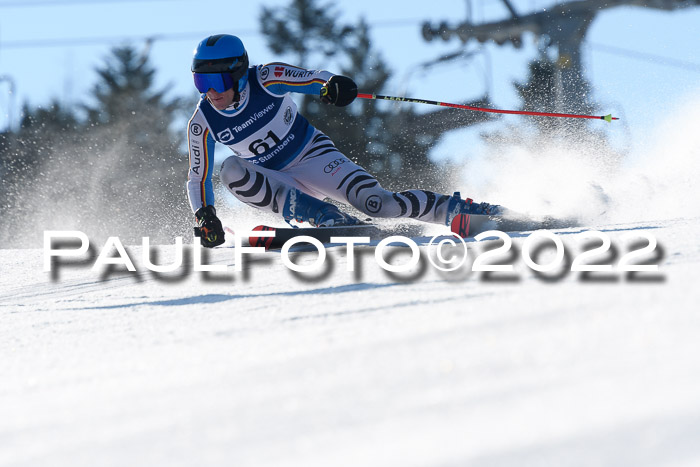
2, 217, 700, 467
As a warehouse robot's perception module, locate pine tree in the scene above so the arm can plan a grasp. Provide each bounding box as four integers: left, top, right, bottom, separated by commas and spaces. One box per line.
0, 46, 192, 247
77, 45, 192, 244
482, 53, 621, 165
259, 0, 489, 192
260, 0, 354, 70
0, 100, 82, 246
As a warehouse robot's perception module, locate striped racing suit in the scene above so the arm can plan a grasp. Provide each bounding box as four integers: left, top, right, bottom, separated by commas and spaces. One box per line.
186, 63, 453, 224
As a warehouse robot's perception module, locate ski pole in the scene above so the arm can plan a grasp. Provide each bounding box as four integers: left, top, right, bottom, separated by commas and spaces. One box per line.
357, 93, 618, 123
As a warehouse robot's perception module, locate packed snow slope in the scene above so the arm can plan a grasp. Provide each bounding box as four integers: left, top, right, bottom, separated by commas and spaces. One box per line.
2, 215, 700, 467
2, 93, 700, 467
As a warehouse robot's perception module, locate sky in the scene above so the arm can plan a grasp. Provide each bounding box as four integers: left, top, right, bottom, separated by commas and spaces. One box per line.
1, 0, 699, 162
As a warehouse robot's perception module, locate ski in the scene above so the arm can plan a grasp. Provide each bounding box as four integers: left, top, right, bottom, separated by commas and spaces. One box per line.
249, 224, 382, 250
245, 214, 579, 251
450, 213, 580, 238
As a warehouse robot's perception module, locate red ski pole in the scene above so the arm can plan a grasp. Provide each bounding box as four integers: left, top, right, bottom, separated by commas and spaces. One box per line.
357, 92, 618, 122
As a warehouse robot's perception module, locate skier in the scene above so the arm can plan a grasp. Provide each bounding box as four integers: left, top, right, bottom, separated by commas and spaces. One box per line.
187, 34, 500, 247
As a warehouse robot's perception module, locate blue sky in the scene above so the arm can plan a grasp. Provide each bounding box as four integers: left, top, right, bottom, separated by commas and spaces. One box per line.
1, 0, 699, 160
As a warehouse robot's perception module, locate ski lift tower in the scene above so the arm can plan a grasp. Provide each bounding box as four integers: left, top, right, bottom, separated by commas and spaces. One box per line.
421, 0, 699, 113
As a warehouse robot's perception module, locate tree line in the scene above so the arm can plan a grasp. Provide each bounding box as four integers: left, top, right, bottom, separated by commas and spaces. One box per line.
0, 0, 615, 248
0, 0, 493, 248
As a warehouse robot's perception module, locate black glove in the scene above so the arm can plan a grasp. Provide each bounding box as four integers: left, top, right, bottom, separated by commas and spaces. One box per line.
194, 205, 225, 248
320, 75, 358, 107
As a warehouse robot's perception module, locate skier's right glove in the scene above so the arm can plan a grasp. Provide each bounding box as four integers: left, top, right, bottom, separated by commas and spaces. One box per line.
320, 75, 358, 107
194, 205, 225, 248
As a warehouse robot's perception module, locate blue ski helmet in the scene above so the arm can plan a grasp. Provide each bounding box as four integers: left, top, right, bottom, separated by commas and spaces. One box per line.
192, 34, 249, 94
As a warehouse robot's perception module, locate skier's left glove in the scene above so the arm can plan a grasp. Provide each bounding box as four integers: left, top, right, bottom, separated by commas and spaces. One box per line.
320, 75, 358, 107
194, 205, 225, 248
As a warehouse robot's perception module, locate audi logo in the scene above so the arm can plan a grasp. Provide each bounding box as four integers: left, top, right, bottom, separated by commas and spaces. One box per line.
323, 158, 347, 173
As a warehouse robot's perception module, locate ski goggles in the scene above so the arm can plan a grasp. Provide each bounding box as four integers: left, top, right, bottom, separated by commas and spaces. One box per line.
193, 72, 236, 93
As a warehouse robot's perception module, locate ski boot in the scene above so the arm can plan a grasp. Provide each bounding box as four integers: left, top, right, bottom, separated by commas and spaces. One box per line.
445, 192, 502, 238
445, 192, 502, 226
283, 188, 360, 227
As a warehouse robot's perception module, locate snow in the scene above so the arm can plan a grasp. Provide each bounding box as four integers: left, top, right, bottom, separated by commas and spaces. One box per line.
2, 216, 700, 467
3, 91, 700, 467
